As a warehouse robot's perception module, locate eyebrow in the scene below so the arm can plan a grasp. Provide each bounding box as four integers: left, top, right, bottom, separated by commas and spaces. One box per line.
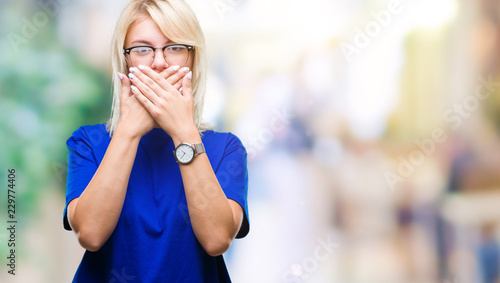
130, 39, 172, 46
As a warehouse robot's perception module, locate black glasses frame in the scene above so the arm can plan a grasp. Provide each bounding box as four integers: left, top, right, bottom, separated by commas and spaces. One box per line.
123, 43, 194, 66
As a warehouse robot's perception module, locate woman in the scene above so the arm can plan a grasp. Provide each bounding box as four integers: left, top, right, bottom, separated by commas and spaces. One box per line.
62, 0, 249, 282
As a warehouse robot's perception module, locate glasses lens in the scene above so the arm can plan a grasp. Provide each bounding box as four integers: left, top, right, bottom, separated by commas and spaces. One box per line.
129, 47, 154, 67
164, 45, 189, 66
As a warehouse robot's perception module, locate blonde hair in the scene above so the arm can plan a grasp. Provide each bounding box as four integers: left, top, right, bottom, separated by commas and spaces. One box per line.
107, 0, 212, 136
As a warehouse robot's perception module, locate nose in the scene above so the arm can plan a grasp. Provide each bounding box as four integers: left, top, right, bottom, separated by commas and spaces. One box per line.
150, 49, 168, 71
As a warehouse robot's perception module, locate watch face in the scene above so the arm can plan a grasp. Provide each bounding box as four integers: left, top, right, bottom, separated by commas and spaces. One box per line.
175, 144, 195, 164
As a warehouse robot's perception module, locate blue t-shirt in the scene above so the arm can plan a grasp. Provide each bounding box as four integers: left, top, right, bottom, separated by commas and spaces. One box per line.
63, 124, 249, 283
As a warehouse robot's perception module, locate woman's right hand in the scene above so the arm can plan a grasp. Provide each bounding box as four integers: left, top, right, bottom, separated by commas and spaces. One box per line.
116, 72, 156, 139
115, 66, 188, 139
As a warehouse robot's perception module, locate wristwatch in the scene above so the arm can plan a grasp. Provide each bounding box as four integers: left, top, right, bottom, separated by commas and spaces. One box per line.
174, 142, 205, 164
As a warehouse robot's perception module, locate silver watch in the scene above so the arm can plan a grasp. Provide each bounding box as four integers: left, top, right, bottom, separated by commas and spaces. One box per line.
174, 142, 205, 164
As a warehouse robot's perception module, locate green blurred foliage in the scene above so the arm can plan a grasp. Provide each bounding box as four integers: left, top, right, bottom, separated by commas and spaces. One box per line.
0, 0, 111, 257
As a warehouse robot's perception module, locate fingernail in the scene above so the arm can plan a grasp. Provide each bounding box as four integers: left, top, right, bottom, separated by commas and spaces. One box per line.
181, 67, 189, 73
128, 73, 135, 80
172, 65, 180, 71
179, 87, 183, 92
131, 85, 138, 92
129, 67, 136, 73
187, 71, 192, 80
117, 73, 123, 80
138, 65, 145, 71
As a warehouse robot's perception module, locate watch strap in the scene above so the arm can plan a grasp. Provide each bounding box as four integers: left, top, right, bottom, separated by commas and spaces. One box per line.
193, 143, 205, 155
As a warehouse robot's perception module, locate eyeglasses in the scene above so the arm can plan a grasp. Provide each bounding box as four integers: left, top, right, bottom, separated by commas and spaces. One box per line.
123, 44, 194, 67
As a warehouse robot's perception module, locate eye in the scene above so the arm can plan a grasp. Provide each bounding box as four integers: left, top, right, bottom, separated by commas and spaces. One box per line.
131, 47, 152, 55
166, 45, 186, 53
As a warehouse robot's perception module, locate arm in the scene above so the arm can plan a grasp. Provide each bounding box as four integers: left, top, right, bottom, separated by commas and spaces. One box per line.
130, 66, 244, 256
67, 129, 141, 251
67, 72, 155, 251
173, 130, 244, 256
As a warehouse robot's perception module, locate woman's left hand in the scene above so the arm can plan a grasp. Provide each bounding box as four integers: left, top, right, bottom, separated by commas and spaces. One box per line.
128, 65, 198, 141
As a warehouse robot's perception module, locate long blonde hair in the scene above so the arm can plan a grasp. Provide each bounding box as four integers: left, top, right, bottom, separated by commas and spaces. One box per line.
107, 0, 212, 136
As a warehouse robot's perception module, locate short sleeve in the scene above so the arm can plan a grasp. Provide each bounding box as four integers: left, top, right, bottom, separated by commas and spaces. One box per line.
215, 133, 250, 238
63, 127, 99, 231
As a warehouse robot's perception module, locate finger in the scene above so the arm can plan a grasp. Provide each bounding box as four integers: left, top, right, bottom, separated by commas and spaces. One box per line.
157, 65, 180, 80
136, 65, 183, 94
118, 72, 131, 103
137, 65, 180, 86
172, 80, 183, 91
181, 71, 193, 99
132, 66, 172, 98
131, 85, 157, 114
166, 66, 190, 87
128, 71, 161, 105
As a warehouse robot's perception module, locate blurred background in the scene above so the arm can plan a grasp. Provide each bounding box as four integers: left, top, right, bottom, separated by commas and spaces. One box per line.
1, 0, 500, 282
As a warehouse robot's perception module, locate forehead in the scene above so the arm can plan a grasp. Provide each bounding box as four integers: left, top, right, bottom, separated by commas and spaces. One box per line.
126, 17, 171, 46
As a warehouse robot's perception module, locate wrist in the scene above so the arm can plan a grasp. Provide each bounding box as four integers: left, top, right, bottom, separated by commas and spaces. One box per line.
114, 124, 143, 143
171, 125, 201, 147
